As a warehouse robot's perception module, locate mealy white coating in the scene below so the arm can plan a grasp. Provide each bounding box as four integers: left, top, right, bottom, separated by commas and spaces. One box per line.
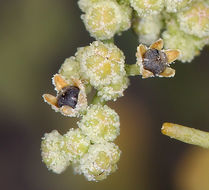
41, 130, 70, 174
130, 0, 164, 17
97, 76, 129, 101
82, 1, 122, 40
78, 104, 120, 143
74, 142, 121, 181
75, 41, 126, 88
165, 0, 193, 12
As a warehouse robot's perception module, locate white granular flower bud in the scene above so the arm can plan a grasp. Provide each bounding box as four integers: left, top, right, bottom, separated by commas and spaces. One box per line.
75, 41, 126, 88
133, 14, 163, 45
74, 142, 121, 181
162, 19, 207, 63
78, 104, 120, 143
119, 4, 132, 32
41, 130, 69, 174
58, 57, 92, 94
59, 56, 80, 81
130, 0, 164, 17
97, 75, 129, 101
165, 0, 193, 13
177, 1, 209, 38
63, 128, 90, 162
78, 0, 100, 12
81, 0, 132, 40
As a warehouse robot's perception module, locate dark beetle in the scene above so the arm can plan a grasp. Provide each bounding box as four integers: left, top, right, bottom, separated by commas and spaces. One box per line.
143, 48, 168, 75
57, 86, 80, 109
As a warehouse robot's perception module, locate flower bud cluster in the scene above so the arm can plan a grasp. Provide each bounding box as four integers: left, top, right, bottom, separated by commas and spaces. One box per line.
162, 19, 208, 63
75, 41, 129, 101
78, 0, 132, 40
41, 129, 90, 174
41, 0, 209, 183
130, 0, 209, 62
78, 0, 208, 63
41, 104, 121, 181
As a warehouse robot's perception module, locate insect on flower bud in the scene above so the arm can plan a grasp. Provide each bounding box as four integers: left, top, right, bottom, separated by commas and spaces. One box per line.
136, 39, 179, 78
43, 74, 87, 117
74, 142, 121, 181
78, 104, 120, 143
57, 86, 80, 109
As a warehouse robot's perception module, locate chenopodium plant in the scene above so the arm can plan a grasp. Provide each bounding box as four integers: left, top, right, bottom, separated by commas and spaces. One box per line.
41, 0, 209, 181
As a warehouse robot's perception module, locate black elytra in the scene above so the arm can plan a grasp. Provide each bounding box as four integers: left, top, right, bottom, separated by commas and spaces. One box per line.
143, 48, 168, 75
57, 86, 80, 109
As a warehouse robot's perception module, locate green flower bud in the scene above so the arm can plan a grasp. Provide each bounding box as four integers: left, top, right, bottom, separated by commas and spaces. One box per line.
162, 19, 207, 63
58, 57, 92, 94
97, 75, 129, 101
81, 0, 132, 40
130, 0, 164, 17
74, 142, 121, 181
63, 128, 90, 162
78, 0, 100, 12
165, 0, 193, 13
75, 41, 126, 88
41, 130, 69, 174
78, 104, 120, 143
59, 56, 80, 81
119, 4, 132, 32
133, 14, 163, 45
177, 1, 209, 38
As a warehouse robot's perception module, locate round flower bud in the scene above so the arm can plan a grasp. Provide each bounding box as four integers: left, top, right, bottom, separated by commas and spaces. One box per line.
78, 0, 100, 12
81, 0, 132, 40
162, 20, 207, 63
130, 0, 164, 17
177, 1, 209, 38
118, 4, 132, 32
97, 75, 129, 101
74, 142, 121, 181
41, 130, 69, 174
59, 57, 92, 94
78, 104, 120, 143
133, 14, 163, 45
75, 41, 126, 88
165, 0, 194, 13
59, 56, 80, 81
63, 128, 90, 162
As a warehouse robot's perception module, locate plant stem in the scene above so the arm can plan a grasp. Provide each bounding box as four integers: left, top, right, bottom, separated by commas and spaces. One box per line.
91, 92, 106, 106
125, 64, 140, 76
102, 38, 114, 44
162, 122, 209, 149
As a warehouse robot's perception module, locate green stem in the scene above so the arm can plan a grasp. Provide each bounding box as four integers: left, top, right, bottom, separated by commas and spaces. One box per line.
125, 64, 140, 76
91, 93, 106, 106
162, 123, 209, 149
102, 38, 114, 44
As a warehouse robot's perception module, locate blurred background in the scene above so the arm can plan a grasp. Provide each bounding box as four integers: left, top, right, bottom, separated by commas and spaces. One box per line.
1, 0, 209, 190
